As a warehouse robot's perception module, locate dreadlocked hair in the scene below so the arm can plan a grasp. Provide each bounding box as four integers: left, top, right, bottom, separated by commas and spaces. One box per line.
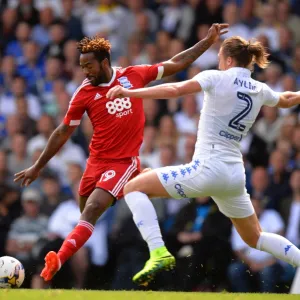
77, 36, 111, 63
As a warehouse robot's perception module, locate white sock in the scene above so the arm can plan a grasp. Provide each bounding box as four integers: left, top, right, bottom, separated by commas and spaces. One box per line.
125, 191, 165, 252
256, 232, 300, 267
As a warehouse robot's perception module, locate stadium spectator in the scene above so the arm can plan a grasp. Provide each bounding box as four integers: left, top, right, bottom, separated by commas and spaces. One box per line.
174, 94, 198, 135
7, 133, 31, 176
15, 97, 37, 139
276, 1, 300, 46
5, 188, 48, 287
0, 150, 12, 186
81, 0, 127, 59
0, 75, 42, 121
126, 0, 158, 41
267, 150, 292, 212
15, 0, 39, 26
166, 196, 232, 291
5, 21, 32, 66
252, 3, 279, 51
250, 167, 271, 204
252, 106, 283, 152
0, 7, 18, 55
0, 115, 22, 152
43, 21, 66, 61
61, 0, 84, 41
286, 169, 300, 246
0, 184, 21, 256
222, 2, 250, 40
27, 114, 55, 157
31, 7, 54, 48
39, 173, 66, 217
0, 56, 17, 94
193, 24, 219, 70
159, 0, 195, 42
228, 197, 284, 293
18, 40, 44, 94
38, 57, 64, 109
63, 40, 80, 79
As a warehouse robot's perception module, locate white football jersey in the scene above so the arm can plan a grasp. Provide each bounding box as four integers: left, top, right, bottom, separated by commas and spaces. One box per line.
193, 67, 281, 162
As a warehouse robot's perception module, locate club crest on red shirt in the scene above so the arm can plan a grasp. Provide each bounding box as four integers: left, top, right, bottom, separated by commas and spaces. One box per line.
117, 76, 133, 89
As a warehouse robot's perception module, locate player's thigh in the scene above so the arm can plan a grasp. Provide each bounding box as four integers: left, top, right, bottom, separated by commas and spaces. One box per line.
231, 214, 262, 248
124, 169, 171, 198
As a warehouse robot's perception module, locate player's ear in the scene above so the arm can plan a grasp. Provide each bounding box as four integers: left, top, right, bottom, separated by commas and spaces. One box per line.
101, 58, 110, 68
227, 56, 233, 67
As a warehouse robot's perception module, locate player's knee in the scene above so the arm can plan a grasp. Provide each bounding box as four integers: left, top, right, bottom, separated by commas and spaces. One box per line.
83, 199, 106, 216
123, 180, 138, 195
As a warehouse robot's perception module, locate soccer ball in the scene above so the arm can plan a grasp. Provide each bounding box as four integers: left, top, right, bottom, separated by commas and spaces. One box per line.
0, 256, 25, 288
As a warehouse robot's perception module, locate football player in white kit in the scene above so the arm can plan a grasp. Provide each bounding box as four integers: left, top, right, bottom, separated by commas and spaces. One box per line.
107, 36, 300, 286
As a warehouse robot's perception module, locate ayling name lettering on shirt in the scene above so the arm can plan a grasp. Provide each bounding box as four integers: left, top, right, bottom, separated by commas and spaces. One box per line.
234, 78, 257, 91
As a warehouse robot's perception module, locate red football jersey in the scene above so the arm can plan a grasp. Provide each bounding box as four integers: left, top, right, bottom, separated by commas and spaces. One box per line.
63, 64, 164, 160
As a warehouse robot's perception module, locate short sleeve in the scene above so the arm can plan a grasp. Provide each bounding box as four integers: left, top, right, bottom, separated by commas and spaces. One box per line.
193, 70, 222, 92
63, 87, 86, 126
262, 83, 280, 107
133, 63, 164, 86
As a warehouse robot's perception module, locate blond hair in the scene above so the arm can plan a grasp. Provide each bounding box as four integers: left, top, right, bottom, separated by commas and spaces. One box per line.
221, 36, 269, 69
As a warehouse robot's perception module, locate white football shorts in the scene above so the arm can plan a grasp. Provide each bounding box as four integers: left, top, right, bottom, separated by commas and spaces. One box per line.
155, 158, 254, 219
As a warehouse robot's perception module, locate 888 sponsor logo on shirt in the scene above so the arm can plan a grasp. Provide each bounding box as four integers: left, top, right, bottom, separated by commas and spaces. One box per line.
106, 97, 133, 118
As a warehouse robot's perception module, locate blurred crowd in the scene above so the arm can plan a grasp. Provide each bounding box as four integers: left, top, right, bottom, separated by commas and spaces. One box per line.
1, 0, 300, 293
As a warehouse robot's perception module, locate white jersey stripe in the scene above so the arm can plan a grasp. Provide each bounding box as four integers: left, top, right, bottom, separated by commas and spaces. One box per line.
111, 157, 137, 196
70, 120, 81, 126
156, 65, 164, 80
112, 164, 137, 196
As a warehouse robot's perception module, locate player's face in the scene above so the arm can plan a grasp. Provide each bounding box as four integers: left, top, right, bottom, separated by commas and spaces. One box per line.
79, 53, 106, 86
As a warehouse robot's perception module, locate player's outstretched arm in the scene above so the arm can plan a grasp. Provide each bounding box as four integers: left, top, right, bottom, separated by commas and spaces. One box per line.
107, 79, 202, 100
14, 123, 76, 187
161, 23, 229, 77
276, 91, 300, 108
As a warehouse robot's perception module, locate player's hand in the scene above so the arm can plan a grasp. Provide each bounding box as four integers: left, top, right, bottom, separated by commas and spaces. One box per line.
107, 86, 130, 99
14, 165, 41, 187
205, 23, 229, 44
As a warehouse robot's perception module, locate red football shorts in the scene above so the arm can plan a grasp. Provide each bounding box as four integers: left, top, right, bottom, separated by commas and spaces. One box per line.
79, 156, 140, 199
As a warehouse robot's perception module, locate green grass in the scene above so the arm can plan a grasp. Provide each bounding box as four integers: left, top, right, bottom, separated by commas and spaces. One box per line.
0, 290, 298, 300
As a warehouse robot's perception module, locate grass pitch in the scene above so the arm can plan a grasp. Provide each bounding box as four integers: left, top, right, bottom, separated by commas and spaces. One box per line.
0, 290, 299, 300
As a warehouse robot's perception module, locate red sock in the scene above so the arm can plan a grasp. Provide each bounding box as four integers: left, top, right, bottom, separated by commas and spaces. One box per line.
57, 220, 94, 265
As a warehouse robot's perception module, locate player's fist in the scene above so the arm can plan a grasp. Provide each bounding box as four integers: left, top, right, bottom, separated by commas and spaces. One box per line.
14, 165, 41, 187
107, 86, 129, 99
206, 23, 229, 44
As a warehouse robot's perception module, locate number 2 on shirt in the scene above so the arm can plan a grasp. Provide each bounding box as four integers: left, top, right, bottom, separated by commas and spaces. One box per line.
228, 92, 253, 132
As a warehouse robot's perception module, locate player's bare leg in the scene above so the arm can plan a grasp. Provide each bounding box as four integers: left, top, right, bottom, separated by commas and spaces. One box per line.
79, 195, 88, 213
124, 170, 175, 286
231, 214, 300, 267
40, 188, 114, 282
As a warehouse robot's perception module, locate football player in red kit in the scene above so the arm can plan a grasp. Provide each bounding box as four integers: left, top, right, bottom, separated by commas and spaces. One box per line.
14, 23, 228, 285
